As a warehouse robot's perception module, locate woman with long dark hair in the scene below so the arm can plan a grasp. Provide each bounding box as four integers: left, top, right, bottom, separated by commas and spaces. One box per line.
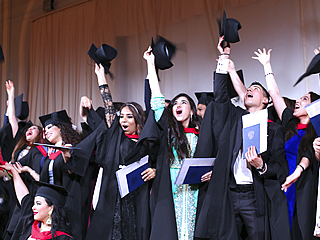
1, 162, 72, 239
64, 62, 155, 240
253, 48, 320, 240
143, 46, 201, 239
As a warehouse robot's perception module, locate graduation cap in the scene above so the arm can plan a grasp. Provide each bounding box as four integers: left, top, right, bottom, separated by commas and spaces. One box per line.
0, 45, 4, 62
88, 43, 118, 75
39, 110, 71, 128
217, 11, 242, 48
294, 53, 320, 87
34, 181, 68, 207
14, 94, 29, 120
195, 92, 214, 106
151, 35, 176, 70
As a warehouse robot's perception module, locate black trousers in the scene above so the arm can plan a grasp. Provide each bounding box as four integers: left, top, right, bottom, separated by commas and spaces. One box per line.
230, 186, 264, 240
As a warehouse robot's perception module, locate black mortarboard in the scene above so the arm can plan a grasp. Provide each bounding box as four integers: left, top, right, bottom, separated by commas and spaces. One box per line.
0, 45, 4, 62
294, 53, 320, 87
151, 36, 176, 70
14, 94, 29, 120
195, 92, 214, 106
34, 181, 68, 207
39, 110, 71, 128
217, 11, 242, 48
88, 43, 118, 75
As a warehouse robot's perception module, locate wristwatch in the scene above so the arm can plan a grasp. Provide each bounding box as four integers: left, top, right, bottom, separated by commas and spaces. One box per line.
256, 162, 266, 172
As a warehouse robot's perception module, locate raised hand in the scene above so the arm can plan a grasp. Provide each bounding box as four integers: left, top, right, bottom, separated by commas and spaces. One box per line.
95, 63, 105, 77
5, 80, 14, 96
80, 96, 92, 110
252, 48, 272, 66
217, 36, 230, 58
143, 46, 155, 64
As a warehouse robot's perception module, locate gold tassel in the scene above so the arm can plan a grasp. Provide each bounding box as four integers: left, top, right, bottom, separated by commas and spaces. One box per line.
46, 212, 52, 225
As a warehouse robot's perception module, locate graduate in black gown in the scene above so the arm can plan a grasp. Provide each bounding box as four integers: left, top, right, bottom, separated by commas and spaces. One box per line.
64, 62, 156, 240
0, 162, 72, 239
253, 48, 320, 240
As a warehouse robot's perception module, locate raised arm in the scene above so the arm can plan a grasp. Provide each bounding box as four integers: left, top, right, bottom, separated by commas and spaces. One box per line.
143, 47, 165, 122
1, 163, 29, 205
5, 80, 19, 137
143, 46, 160, 96
95, 63, 115, 128
252, 48, 286, 120
79, 96, 92, 123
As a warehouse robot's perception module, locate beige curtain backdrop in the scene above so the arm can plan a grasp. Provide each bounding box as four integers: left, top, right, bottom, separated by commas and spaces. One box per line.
6, 0, 320, 128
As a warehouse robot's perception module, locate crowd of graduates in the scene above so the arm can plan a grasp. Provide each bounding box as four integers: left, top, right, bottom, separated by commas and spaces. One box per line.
1, 11, 320, 240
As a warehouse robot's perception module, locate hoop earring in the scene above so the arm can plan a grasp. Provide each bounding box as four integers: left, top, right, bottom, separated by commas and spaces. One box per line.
46, 211, 52, 225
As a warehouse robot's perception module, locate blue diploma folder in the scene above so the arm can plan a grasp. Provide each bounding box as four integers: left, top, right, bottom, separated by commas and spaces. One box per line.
183, 166, 214, 184
243, 123, 260, 158
116, 155, 149, 198
126, 163, 149, 193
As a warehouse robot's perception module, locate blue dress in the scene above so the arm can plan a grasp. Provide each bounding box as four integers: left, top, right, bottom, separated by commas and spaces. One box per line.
284, 129, 306, 228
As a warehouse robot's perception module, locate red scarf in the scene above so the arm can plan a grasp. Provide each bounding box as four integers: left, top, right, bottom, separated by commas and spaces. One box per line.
184, 127, 199, 135
125, 134, 139, 139
297, 123, 308, 130
267, 119, 274, 123
31, 221, 71, 239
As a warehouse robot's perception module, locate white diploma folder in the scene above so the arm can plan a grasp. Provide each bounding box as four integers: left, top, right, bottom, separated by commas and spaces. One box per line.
242, 108, 268, 159
116, 155, 149, 198
174, 158, 216, 185
305, 98, 320, 136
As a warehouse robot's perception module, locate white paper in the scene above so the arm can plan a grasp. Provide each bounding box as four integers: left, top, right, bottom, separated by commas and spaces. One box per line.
116, 155, 149, 198
306, 98, 320, 118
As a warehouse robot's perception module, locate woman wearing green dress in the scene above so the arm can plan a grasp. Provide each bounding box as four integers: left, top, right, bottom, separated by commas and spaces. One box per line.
143, 46, 201, 240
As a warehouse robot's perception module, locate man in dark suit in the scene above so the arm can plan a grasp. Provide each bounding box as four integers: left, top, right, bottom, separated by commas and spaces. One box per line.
194, 49, 290, 239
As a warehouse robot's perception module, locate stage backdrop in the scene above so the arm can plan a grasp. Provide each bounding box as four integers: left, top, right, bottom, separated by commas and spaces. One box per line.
2, 0, 320, 128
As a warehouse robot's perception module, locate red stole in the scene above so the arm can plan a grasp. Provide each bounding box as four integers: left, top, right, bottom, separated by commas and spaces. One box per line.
49, 150, 62, 160
31, 221, 71, 239
297, 123, 308, 130
125, 134, 139, 139
184, 127, 199, 135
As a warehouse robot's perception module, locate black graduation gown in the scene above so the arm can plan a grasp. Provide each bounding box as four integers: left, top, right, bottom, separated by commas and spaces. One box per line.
194, 73, 290, 240
3, 147, 46, 240
39, 152, 89, 240
66, 117, 152, 240
132, 110, 178, 240
282, 108, 319, 240
0, 121, 32, 162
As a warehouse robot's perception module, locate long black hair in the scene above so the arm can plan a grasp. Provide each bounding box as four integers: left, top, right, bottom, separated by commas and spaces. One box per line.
45, 199, 72, 237
285, 91, 320, 154
11, 125, 43, 162
25, 198, 72, 239
166, 93, 201, 163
